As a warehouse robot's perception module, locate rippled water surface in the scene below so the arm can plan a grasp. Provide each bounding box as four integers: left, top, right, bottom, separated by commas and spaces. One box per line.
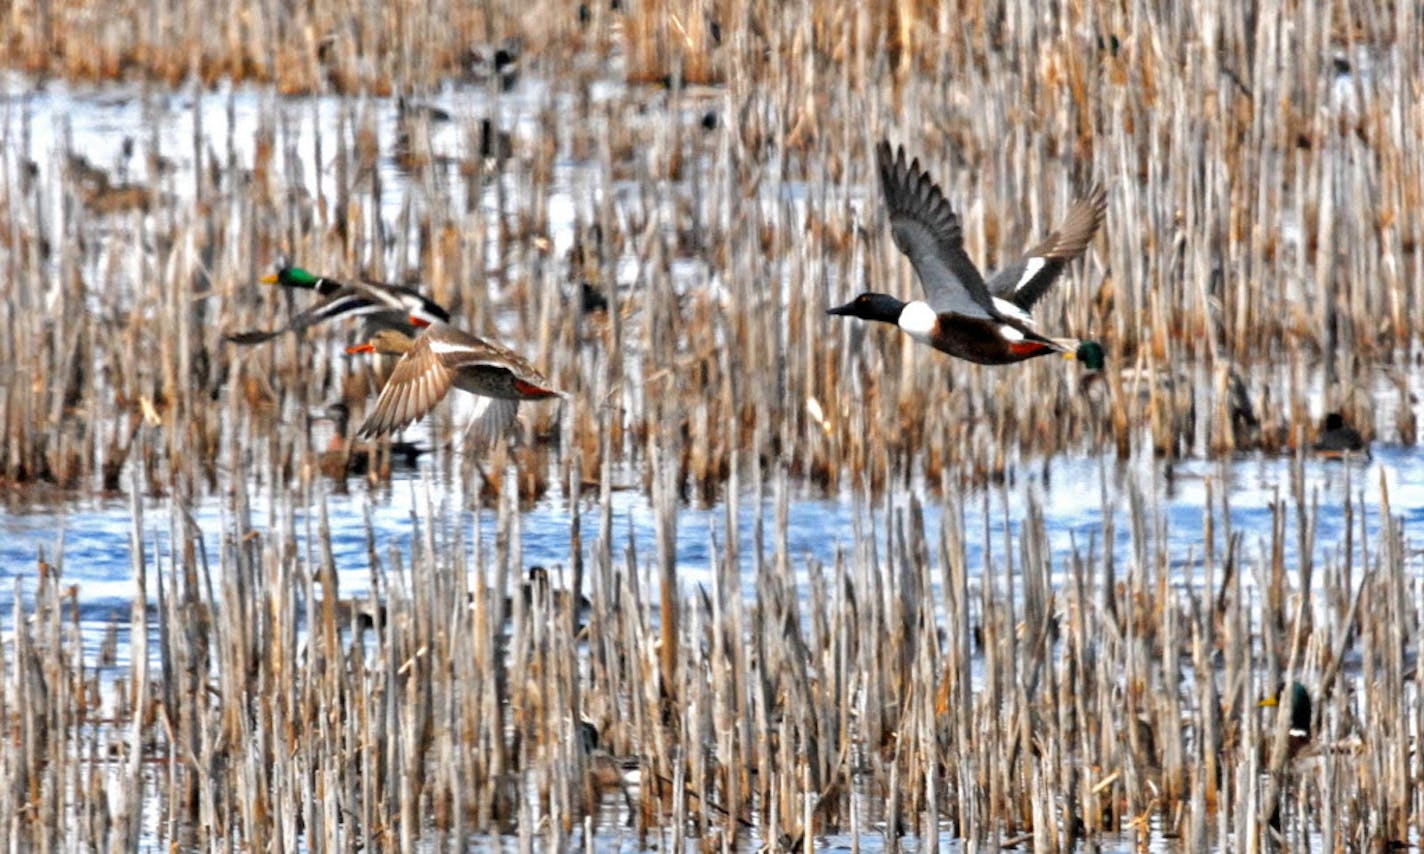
2, 70, 1420, 853
3, 445, 1414, 660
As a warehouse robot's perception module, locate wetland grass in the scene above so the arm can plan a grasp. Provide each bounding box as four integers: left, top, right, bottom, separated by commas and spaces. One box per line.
2, 455, 1418, 849
0, 0, 1421, 848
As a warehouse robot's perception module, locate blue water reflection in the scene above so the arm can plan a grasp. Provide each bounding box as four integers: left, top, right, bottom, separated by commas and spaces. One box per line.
2, 445, 1414, 670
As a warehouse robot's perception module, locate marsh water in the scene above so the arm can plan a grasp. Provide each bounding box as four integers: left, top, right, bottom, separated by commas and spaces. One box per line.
2, 446, 1412, 655
3, 69, 1422, 852
3, 446, 1407, 850
4, 73, 1415, 624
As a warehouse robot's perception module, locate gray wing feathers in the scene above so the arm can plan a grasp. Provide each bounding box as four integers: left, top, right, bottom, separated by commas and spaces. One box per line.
987, 184, 1106, 309
877, 141, 998, 320
463, 397, 521, 450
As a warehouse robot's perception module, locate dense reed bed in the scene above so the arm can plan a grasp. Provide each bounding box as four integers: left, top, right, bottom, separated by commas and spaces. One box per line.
1, 0, 1420, 500
1, 0, 1421, 849
4, 455, 1418, 849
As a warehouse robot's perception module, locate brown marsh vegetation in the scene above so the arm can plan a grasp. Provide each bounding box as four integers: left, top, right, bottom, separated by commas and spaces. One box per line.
0, 0, 1421, 849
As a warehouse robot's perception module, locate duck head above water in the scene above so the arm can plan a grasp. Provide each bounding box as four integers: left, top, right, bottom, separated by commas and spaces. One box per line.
1068, 339, 1106, 370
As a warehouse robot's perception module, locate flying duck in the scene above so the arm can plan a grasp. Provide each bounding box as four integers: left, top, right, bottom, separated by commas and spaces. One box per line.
227, 266, 450, 344
829, 141, 1106, 365
348, 320, 562, 446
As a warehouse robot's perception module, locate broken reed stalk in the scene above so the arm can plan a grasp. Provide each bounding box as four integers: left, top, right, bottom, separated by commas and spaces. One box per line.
0, 0, 559, 93
0, 0, 1420, 848
2, 0, 1420, 500
1, 451, 1413, 848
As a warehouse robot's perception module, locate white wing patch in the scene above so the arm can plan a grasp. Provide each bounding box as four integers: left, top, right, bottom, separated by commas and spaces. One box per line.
428, 338, 471, 355
1013, 257, 1046, 293
897, 300, 939, 343
992, 297, 1034, 326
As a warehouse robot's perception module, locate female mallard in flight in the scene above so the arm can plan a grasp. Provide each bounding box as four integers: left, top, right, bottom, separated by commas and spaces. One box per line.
347, 319, 562, 446
829, 141, 1106, 365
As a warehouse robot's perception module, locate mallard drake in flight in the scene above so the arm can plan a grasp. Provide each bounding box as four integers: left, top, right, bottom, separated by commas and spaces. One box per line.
829, 141, 1106, 365
348, 320, 562, 446
227, 266, 450, 344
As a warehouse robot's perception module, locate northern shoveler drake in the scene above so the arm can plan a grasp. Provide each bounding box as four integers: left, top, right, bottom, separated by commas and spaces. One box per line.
227, 266, 450, 344
1075, 340, 1197, 456
829, 141, 1106, 365
347, 319, 562, 445
460, 39, 521, 91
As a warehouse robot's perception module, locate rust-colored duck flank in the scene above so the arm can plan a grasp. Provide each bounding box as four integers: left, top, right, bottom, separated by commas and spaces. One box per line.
347, 319, 562, 446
